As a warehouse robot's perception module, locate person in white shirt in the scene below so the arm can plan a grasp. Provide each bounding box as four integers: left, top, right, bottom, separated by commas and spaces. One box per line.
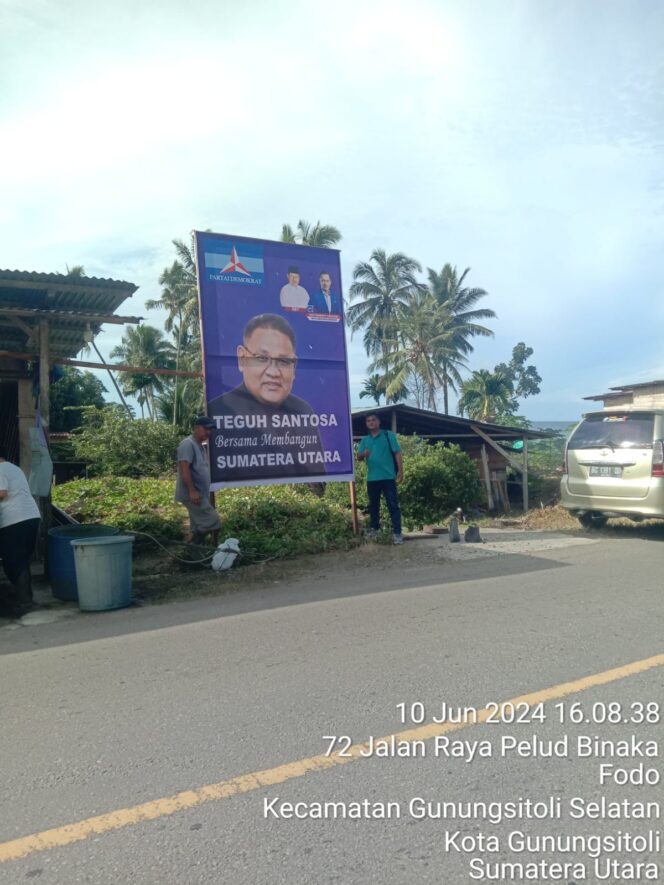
0, 447, 41, 617
279, 266, 309, 310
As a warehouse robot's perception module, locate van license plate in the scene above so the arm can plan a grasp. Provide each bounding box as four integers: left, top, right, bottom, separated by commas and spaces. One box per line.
589, 465, 623, 478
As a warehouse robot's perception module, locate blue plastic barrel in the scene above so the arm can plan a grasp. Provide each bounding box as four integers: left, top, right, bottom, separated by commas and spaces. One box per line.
72, 535, 134, 612
48, 525, 120, 600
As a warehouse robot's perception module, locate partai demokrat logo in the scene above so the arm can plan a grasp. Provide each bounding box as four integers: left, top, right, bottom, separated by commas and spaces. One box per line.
204, 241, 264, 286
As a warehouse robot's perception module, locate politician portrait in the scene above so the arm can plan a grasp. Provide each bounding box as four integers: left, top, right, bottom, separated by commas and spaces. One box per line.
309, 271, 341, 315
279, 265, 309, 310
208, 314, 330, 481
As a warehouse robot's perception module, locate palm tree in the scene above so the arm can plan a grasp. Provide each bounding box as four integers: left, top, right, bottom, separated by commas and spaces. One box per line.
156, 377, 205, 431
110, 326, 175, 420
370, 291, 466, 410
280, 220, 341, 248
358, 374, 385, 406
146, 260, 197, 426
347, 249, 422, 359
457, 369, 513, 423
169, 237, 200, 328
65, 264, 86, 277
427, 264, 495, 414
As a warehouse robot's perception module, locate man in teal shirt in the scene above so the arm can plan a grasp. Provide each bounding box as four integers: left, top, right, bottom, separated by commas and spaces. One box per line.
357, 413, 404, 544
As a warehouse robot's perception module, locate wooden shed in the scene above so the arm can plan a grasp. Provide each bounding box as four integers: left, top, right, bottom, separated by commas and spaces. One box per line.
352, 404, 554, 511
0, 269, 143, 553
0, 269, 141, 470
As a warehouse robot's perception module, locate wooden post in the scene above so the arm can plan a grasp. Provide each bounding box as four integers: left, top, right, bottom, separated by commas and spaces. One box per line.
391, 409, 397, 433
349, 481, 359, 535
39, 319, 50, 430
470, 424, 523, 473
501, 478, 510, 513
17, 379, 34, 474
522, 435, 529, 512
38, 319, 51, 566
481, 444, 494, 510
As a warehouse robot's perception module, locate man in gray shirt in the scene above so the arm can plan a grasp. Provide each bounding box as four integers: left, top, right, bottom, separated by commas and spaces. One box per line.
176, 416, 221, 547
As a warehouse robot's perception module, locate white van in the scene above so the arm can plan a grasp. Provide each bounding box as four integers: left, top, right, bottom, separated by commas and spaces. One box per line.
560, 410, 664, 527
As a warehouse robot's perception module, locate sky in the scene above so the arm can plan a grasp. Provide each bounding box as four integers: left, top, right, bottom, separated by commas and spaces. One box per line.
2, 0, 663, 420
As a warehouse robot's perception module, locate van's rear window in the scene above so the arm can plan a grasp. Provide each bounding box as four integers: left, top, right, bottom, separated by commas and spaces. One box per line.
568, 413, 654, 449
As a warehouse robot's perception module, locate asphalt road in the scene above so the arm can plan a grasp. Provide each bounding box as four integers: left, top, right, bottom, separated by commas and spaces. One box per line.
0, 531, 662, 884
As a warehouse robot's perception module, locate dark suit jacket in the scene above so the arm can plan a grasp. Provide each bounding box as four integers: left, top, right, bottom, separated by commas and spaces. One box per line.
308, 289, 341, 314
207, 384, 325, 482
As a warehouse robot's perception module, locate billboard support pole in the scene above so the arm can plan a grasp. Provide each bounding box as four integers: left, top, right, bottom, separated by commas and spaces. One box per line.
349, 481, 359, 535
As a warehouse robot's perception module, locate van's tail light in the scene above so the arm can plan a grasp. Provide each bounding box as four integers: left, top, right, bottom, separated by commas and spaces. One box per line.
652, 440, 664, 477
562, 449, 568, 475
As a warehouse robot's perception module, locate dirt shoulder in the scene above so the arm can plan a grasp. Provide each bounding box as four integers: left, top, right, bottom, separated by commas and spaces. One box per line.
131, 510, 664, 605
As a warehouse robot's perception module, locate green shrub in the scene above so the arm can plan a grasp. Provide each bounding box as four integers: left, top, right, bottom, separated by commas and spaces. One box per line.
54, 432, 483, 556
72, 407, 182, 477
528, 435, 566, 475
398, 442, 483, 526
326, 436, 483, 528
53, 478, 355, 561
217, 485, 354, 561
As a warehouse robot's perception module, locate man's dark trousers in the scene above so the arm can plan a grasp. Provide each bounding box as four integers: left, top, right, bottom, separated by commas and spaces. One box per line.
367, 479, 402, 535
0, 517, 40, 608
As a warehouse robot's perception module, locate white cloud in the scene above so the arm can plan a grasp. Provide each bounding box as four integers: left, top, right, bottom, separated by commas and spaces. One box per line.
1, 0, 663, 419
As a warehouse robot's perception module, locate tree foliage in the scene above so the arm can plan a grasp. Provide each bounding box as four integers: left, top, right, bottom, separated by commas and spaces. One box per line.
327, 435, 484, 527
427, 264, 495, 413
347, 249, 422, 364
397, 441, 483, 526
369, 290, 448, 409
49, 367, 106, 432
72, 407, 182, 477
358, 374, 385, 405
349, 256, 494, 412
149, 236, 210, 430
110, 325, 175, 420
146, 245, 200, 426
457, 344, 542, 422
457, 369, 514, 422
156, 376, 205, 430
494, 342, 542, 413
280, 220, 342, 247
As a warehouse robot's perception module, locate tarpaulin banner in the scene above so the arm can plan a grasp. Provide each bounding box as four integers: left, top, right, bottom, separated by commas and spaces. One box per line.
194, 231, 354, 489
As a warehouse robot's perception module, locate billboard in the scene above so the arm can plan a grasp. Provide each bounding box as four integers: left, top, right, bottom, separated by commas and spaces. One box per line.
194, 231, 355, 490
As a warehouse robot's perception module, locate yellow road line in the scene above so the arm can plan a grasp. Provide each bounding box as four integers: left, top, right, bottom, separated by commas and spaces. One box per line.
1, 652, 662, 864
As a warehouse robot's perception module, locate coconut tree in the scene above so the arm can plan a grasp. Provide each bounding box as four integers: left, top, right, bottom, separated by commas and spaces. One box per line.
457, 369, 513, 423
427, 264, 495, 414
370, 291, 466, 410
65, 264, 86, 277
358, 374, 385, 406
146, 262, 197, 425
347, 249, 422, 360
156, 377, 205, 431
110, 325, 175, 420
168, 237, 200, 328
280, 220, 341, 248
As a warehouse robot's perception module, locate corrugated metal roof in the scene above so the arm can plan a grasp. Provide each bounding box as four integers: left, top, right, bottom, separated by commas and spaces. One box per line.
0, 269, 136, 290
0, 270, 136, 312
585, 380, 664, 400
0, 270, 139, 359
351, 403, 555, 440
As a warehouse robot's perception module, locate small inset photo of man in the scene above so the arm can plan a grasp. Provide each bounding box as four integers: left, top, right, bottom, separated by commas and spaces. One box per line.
279, 266, 309, 311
